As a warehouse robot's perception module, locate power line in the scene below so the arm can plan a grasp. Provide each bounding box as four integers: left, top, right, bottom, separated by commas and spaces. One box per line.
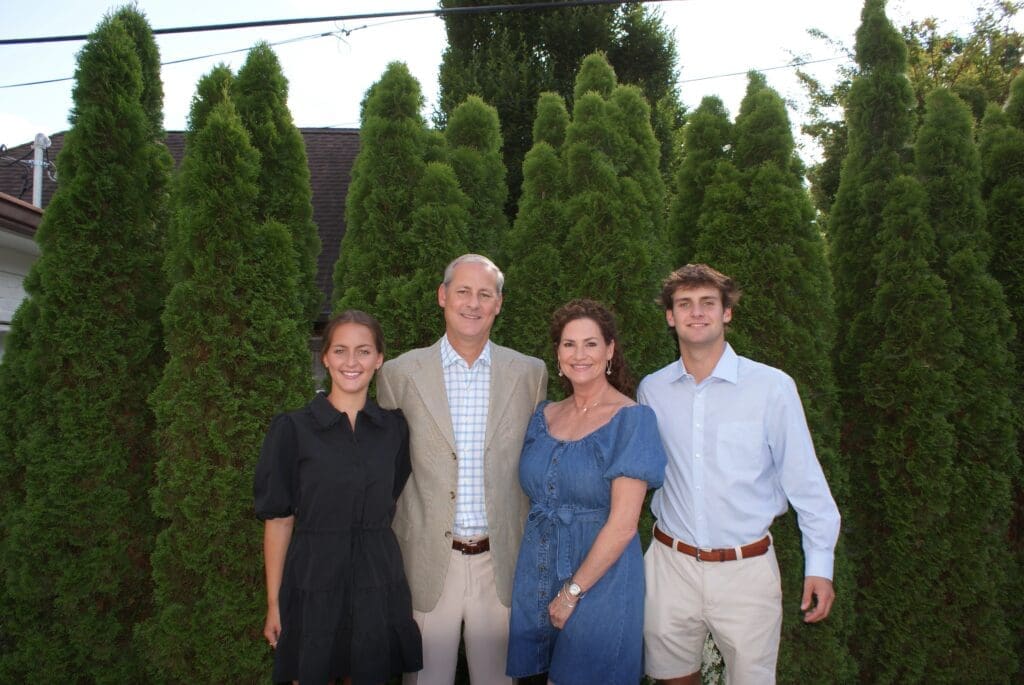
679, 56, 845, 84
0, 16, 421, 90
0, 0, 677, 46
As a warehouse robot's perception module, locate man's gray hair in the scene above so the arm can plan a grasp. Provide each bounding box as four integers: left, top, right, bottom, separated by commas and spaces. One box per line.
442, 254, 505, 295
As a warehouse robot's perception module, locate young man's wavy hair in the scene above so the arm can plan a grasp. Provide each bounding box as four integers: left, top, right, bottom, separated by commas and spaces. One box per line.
659, 263, 742, 312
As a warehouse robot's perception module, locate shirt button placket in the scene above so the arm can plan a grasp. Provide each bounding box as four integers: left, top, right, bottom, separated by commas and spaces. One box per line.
693, 387, 708, 545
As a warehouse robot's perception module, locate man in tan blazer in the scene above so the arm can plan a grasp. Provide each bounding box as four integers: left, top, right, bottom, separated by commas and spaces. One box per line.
378, 254, 547, 685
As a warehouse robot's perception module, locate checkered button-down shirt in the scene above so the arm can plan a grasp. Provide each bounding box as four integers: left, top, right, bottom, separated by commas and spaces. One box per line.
441, 335, 491, 537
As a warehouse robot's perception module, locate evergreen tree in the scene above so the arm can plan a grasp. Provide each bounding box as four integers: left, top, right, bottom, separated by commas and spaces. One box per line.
333, 62, 429, 327
828, 16, 917, 668
0, 8, 169, 680
667, 96, 732, 266
499, 93, 570, 375
138, 82, 311, 682
374, 162, 470, 358
235, 43, 323, 322
854, 175, 958, 683
559, 53, 667, 378
438, 0, 684, 214
979, 82, 1024, 673
444, 95, 507, 258
693, 73, 854, 683
915, 87, 1018, 679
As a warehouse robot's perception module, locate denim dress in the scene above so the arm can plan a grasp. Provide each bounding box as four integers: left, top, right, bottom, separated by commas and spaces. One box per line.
507, 402, 667, 685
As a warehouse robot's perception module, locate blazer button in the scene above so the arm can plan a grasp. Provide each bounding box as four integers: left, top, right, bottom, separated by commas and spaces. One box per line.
444, 531, 452, 539
450, 491, 456, 500
451, 452, 457, 460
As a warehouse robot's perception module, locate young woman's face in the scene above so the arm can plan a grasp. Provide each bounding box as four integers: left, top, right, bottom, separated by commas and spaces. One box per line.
321, 322, 383, 396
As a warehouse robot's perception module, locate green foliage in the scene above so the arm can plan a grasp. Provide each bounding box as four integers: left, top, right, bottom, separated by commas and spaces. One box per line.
668, 96, 732, 266
444, 95, 507, 257
437, 0, 684, 215
334, 62, 429, 320
559, 54, 669, 380
980, 76, 1024, 682
798, 1, 1023, 215
692, 73, 854, 683
499, 93, 571, 379
830, 0, 914, 423
915, 87, 1018, 679
235, 43, 322, 322
854, 175, 958, 683
0, 8, 169, 680
375, 162, 470, 358
139, 92, 311, 683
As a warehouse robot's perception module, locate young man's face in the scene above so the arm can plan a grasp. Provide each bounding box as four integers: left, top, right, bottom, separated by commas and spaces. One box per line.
666, 285, 732, 350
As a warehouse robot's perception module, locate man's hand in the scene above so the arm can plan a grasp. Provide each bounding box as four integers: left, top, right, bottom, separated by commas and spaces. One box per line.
801, 576, 834, 623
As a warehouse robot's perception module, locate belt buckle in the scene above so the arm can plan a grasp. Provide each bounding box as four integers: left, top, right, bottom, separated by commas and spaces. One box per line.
694, 547, 703, 562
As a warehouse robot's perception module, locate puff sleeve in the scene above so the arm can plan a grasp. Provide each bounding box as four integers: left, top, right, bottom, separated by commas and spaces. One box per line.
603, 405, 667, 489
254, 413, 298, 520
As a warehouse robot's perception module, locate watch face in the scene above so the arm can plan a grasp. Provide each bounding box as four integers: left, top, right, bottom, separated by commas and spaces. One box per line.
568, 582, 582, 597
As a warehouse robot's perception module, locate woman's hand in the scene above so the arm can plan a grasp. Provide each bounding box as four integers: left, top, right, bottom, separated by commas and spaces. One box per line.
548, 587, 577, 629
264, 604, 281, 648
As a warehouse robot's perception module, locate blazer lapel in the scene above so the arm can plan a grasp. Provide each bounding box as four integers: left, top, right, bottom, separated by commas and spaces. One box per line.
410, 342, 457, 452
486, 345, 520, 451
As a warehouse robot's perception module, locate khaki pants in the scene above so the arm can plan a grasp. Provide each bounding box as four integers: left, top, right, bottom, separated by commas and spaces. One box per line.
403, 547, 512, 685
643, 535, 783, 684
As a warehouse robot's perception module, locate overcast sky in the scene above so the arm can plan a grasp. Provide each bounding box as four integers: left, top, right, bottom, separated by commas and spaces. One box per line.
0, 0, 1000, 157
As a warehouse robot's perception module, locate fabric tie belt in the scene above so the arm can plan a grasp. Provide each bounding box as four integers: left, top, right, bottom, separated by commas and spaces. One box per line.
653, 524, 770, 562
452, 537, 490, 555
528, 503, 608, 579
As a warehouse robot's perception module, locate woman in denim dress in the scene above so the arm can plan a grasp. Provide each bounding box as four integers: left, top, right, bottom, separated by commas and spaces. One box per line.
507, 300, 666, 685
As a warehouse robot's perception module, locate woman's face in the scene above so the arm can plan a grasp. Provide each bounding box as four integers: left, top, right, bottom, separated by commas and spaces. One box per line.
321, 322, 383, 396
557, 317, 613, 387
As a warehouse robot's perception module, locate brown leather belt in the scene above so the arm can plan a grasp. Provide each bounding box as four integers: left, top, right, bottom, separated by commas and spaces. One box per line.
452, 537, 490, 555
653, 525, 770, 562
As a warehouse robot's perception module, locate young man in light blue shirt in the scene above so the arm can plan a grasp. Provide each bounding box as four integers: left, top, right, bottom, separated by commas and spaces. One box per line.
639, 264, 840, 685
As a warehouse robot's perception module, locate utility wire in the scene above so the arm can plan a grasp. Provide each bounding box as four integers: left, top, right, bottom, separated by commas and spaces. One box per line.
679, 56, 844, 84
0, 0, 676, 45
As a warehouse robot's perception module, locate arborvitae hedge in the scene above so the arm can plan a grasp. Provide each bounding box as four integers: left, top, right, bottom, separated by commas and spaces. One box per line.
139, 87, 311, 682
334, 62, 430, 339
0, 8, 170, 680
444, 95, 508, 258
855, 175, 958, 682
915, 87, 1018, 679
827, 5, 923, 675
499, 93, 570, 380
668, 96, 732, 267
979, 80, 1024, 675
560, 53, 668, 377
235, 43, 323, 323
374, 161, 470, 356
693, 73, 854, 683
437, 1, 683, 215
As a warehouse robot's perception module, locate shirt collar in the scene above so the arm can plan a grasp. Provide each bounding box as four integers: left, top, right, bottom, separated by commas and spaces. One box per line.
310, 391, 387, 429
671, 342, 739, 385
440, 334, 492, 369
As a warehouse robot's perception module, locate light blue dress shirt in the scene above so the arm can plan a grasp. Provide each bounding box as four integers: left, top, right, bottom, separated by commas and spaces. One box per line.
441, 335, 491, 537
637, 343, 840, 579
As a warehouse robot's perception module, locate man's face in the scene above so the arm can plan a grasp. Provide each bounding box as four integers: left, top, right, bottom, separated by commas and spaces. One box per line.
666, 285, 731, 349
438, 262, 503, 345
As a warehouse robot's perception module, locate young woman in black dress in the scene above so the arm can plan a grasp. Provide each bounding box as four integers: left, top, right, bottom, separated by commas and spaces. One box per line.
255, 310, 422, 684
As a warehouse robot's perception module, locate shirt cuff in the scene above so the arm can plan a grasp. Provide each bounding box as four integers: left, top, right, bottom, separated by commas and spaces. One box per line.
804, 551, 834, 581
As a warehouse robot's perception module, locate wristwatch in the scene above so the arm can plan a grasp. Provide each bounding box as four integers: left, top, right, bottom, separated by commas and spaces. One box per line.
565, 580, 585, 600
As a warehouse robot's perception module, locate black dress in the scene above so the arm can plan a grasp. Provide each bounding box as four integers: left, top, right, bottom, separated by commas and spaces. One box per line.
254, 393, 422, 684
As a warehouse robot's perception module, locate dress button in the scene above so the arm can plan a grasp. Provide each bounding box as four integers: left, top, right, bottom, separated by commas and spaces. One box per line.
451, 452, 457, 460
444, 531, 452, 539
450, 491, 456, 500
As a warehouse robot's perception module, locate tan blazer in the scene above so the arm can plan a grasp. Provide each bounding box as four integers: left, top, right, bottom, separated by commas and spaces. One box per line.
377, 339, 547, 612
